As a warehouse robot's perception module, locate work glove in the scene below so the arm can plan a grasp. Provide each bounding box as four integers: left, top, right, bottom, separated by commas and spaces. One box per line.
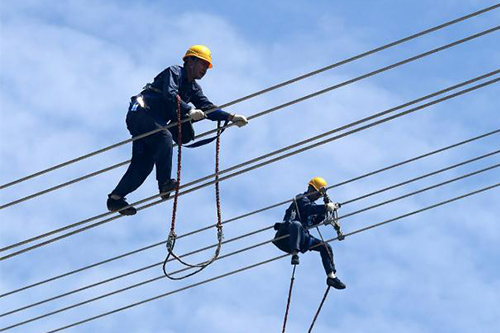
326, 202, 341, 212
231, 114, 248, 128
188, 108, 206, 121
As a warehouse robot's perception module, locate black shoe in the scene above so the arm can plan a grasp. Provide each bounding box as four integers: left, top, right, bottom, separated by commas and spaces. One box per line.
159, 179, 177, 200
107, 196, 137, 216
291, 254, 300, 265
327, 276, 346, 289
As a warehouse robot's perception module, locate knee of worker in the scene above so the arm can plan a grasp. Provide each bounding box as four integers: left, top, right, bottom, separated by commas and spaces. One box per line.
320, 243, 333, 255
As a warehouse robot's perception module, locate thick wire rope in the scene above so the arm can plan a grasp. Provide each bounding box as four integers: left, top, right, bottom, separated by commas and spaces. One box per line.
3, 66, 497, 251
2, 27, 499, 210
1, 75, 498, 261
2, 70, 497, 254
2, 4, 498, 192
3, 129, 496, 298
4, 181, 498, 333
3, 159, 498, 318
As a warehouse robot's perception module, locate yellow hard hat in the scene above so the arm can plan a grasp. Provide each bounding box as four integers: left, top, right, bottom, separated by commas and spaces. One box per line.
183, 45, 213, 68
308, 177, 327, 191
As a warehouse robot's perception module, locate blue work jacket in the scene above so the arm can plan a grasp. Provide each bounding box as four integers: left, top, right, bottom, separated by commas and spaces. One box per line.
141, 65, 230, 125
283, 193, 327, 229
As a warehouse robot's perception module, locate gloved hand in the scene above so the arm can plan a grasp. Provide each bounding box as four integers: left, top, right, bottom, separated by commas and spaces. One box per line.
231, 114, 248, 127
326, 202, 341, 212
188, 108, 206, 121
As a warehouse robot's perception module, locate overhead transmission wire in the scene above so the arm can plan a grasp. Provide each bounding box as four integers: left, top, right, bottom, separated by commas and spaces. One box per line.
1, 67, 498, 251
2, 127, 498, 299
1, 3, 498, 192
1, 70, 498, 261
1, 25, 500, 210
1, 29, 499, 240
3, 181, 499, 333
3, 157, 499, 319
1, 25, 498, 223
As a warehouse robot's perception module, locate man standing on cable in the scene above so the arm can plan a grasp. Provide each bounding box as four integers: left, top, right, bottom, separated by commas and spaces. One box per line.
272, 177, 346, 289
107, 45, 248, 215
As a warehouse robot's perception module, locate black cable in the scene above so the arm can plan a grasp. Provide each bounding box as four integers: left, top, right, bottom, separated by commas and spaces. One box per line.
2, 4, 498, 191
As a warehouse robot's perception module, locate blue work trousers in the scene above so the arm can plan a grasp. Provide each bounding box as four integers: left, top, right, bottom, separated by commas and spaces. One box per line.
272, 221, 336, 274
111, 109, 173, 198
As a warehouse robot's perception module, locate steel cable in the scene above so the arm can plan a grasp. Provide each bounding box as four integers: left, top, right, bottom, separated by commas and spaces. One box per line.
2, 27, 499, 209
2, 128, 496, 298
2, 4, 498, 191
3, 181, 498, 332
1, 74, 498, 260
2, 159, 498, 318
1, 69, 497, 256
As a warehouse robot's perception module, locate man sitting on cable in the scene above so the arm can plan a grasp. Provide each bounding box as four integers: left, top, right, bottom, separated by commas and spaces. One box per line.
272, 177, 346, 289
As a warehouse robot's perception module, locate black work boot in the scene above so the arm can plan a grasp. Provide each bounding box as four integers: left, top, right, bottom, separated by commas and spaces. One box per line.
326, 276, 346, 290
159, 179, 178, 200
107, 195, 137, 216
291, 254, 300, 265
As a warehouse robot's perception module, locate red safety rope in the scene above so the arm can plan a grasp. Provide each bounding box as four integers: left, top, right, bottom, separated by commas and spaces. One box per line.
170, 95, 183, 235
163, 96, 224, 280
281, 264, 297, 333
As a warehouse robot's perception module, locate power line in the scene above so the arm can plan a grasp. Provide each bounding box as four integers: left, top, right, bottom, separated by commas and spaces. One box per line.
3, 158, 498, 318
2, 53, 497, 213
1, 74, 498, 260
0, 8, 498, 192
5, 181, 498, 333
3, 51, 499, 210
3, 128, 496, 298
2, 70, 498, 254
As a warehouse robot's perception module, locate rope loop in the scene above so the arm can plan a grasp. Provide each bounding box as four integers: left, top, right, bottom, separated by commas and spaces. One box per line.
162, 102, 225, 280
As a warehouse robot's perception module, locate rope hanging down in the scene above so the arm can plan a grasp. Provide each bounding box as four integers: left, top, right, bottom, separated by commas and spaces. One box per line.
162, 96, 224, 280
2, 3, 498, 192
281, 264, 297, 333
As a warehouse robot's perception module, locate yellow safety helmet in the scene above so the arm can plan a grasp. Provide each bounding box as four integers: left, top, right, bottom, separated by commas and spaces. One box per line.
183, 45, 213, 68
308, 177, 328, 192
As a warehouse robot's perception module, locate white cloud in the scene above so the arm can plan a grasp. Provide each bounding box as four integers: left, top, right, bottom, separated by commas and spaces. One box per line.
1, 1, 499, 332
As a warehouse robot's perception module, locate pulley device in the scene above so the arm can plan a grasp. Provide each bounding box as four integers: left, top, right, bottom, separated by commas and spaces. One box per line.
162, 95, 224, 280
322, 190, 345, 241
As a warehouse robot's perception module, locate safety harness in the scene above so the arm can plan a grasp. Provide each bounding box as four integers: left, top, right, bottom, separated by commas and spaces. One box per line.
280, 191, 345, 332
142, 83, 229, 148
162, 95, 224, 280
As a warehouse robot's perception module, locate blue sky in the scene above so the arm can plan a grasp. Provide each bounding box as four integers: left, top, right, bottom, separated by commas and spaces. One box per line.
1, 1, 499, 332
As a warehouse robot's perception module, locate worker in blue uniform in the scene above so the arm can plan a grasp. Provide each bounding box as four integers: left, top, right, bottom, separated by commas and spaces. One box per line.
107, 45, 248, 215
273, 177, 346, 289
